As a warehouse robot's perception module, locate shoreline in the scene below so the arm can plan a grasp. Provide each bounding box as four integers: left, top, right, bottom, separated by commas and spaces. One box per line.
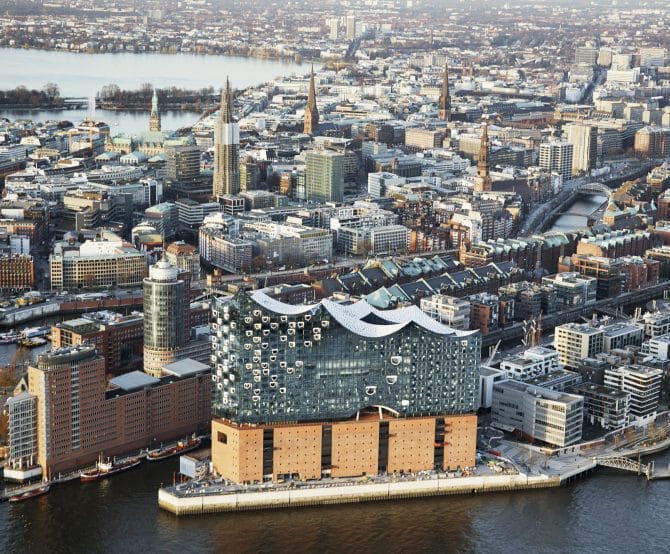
0, 45, 318, 64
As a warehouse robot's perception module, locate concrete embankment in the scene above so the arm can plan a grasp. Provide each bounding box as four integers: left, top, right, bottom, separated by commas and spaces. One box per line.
159, 474, 561, 516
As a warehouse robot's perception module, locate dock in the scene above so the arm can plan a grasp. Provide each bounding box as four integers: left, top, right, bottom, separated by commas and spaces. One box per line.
158, 472, 562, 516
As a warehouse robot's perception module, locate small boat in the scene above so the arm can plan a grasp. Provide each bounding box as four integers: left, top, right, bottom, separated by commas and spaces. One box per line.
80, 456, 142, 482
0, 332, 19, 344
18, 337, 48, 348
9, 485, 50, 503
146, 436, 202, 462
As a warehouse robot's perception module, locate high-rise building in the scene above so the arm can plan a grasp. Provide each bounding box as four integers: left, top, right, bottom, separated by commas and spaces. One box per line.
473, 122, 492, 192
327, 17, 339, 40
565, 123, 597, 175
438, 63, 451, 121
149, 89, 161, 132
210, 291, 481, 483
303, 67, 319, 136
143, 260, 191, 377
165, 144, 200, 181
305, 150, 344, 203
239, 155, 259, 192
213, 78, 240, 198
346, 15, 356, 40
539, 141, 574, 182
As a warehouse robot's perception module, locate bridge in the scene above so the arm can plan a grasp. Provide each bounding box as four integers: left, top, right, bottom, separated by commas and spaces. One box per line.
593, 456, 653, 479
573, 182, 613, 202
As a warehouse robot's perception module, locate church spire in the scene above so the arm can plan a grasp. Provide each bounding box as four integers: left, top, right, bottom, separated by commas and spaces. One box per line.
438, 63, 451, 121
220, 77, 233, 124
149, 88, 161, 132
474, 120, 492, 192
304, 65, 319, 136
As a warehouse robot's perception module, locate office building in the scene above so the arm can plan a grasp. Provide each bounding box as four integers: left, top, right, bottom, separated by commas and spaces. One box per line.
542, 272, 597, 308
305, 150, 344, 203
565, 123, 597, 175
539, 141, 574, 182
604, 365, 662, 419
165, 145, 200, 181
346, 15, 356, 39
7, 347, 210, 477
165, 241, 201, 279
571, 382, 629, 430
304, 66, 319, 136
213, 78, 240, 198
0, 253, 34, 293
49, 234, 147, 290
210, 291, 481, 483
143, 260, 191, 377
499, 347, 561, 381
554, 323, 604, 369
51, 312, 144, 375
491, 380, 583, 447
4, 392, 39, 479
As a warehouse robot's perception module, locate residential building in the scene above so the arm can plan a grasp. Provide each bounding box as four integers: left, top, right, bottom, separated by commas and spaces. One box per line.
420, 294, 471, 330
539, 141, 574, 181
604, 365, 662, 419
554, 323, 604, 369
571, 382, 630, 430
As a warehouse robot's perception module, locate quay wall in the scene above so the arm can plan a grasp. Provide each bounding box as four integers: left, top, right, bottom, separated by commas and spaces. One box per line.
159, 474, 561, 516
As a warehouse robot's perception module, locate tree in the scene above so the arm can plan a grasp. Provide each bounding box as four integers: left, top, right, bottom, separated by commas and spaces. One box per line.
42, 82, 59, 99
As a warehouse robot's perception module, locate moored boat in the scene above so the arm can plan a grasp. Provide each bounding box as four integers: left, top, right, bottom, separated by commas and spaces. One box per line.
9, 485, 50, 502
146, 437, 202, 462
80, 456, 142, 482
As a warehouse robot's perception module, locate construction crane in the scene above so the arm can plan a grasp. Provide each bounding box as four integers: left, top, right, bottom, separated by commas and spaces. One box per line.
486, 340, 501, 366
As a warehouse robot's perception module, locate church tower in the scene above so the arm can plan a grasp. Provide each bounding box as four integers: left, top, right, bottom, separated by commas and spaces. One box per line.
149, 89, 161, 132
438, 63, 451, 121
474, 121, 492, 192
304, 66, 319, 136
213, 78, 240, 198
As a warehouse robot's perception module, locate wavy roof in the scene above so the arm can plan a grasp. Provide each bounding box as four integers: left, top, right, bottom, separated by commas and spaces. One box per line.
249, 291, 477, 339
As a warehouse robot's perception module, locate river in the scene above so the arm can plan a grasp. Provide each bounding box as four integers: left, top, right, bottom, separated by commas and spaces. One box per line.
549, 194, 608, 233
1, 449, 669, 553
0, 48, 309, 134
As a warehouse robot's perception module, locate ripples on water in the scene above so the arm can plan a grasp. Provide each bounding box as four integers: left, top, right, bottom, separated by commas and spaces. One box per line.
2, 449, 670, 554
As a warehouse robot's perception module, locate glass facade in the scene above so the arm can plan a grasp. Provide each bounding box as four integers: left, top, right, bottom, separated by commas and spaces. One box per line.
211, 292, 481, 423
143, 263, 187, 350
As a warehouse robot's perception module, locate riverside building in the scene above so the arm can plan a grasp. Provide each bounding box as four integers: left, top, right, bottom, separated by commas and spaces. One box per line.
5, 346, 210, 478
210, 291, 481, 483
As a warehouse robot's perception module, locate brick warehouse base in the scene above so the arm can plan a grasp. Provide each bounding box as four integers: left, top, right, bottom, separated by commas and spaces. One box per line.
212, 412, 477, 483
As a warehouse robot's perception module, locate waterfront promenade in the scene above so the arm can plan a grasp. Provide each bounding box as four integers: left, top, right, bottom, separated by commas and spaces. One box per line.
158, 412, 670, 516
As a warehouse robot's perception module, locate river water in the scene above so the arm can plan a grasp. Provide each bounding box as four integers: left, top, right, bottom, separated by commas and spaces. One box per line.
1, 449, 669, 553
0, 48, 309, 134
549, 194, 608, 233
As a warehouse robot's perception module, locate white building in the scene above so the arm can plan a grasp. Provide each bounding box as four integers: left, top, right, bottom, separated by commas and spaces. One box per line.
604, 365, 662, 420
554, 323, 604, 369
420, 294, 471, 330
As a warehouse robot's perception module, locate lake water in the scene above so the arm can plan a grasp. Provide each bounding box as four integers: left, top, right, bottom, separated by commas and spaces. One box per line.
0, 48, 309, 134
1, 48, 307, 96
